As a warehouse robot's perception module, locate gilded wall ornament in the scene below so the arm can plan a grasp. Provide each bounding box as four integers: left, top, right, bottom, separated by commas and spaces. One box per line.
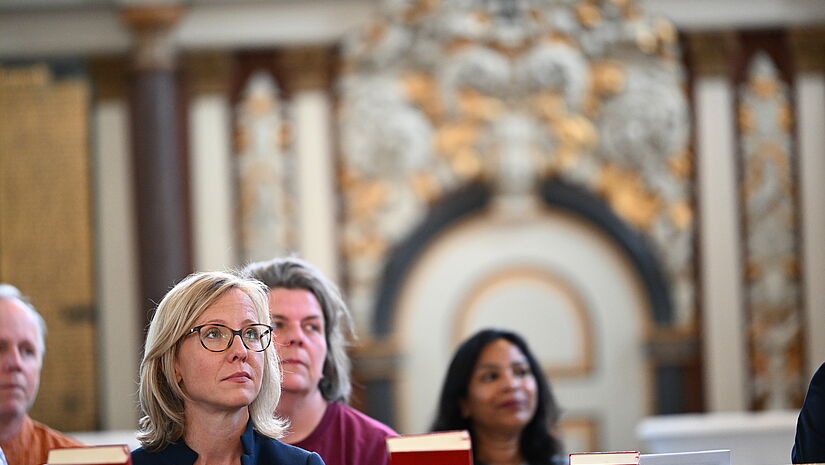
738, 52, 804, 409
338, 0, 695, 330
236, 71, 298, 262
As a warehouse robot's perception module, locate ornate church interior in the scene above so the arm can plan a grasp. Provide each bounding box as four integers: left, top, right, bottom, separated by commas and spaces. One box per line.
1, 0, 824, 463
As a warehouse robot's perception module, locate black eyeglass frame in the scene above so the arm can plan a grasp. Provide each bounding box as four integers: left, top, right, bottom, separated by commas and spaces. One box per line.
184, 323, 273, 353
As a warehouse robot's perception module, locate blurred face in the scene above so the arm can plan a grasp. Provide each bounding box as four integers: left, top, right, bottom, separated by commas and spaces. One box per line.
460, 338, 538, 436
174, 289, 265, 414
0, 298, 42, 419
268, 288, 327, 397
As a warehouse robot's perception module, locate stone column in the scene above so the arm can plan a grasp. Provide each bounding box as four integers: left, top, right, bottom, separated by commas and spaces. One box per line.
121, 4, 191, 326
88, 55, 141, 429
278, 47, 339, 280
185, 52, 235, 271
687, 31, 748, 412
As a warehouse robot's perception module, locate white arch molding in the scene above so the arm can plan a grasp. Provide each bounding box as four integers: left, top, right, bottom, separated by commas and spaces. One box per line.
394, 205, 652, 451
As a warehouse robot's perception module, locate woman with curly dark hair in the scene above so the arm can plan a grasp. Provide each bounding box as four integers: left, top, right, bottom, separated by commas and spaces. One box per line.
431, 328, 564, 465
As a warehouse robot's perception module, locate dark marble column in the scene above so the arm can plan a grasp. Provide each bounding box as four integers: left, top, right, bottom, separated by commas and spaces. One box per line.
121, 5, 191, 326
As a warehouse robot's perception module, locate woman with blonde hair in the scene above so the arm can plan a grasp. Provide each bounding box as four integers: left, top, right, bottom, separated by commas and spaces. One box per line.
132, 271, 324, 465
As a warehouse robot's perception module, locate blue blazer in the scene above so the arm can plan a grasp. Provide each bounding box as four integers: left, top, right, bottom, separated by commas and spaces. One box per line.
132, 421, 325, 465
793, 362, 825, 463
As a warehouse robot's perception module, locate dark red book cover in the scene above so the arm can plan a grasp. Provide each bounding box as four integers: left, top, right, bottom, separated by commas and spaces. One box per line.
387, 430, 472, 465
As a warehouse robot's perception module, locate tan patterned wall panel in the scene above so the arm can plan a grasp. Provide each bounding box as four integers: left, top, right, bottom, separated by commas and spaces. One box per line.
0, 65, 98, 431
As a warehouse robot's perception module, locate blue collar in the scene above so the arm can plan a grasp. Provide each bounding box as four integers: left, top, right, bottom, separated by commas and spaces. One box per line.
157, 420, 256, 465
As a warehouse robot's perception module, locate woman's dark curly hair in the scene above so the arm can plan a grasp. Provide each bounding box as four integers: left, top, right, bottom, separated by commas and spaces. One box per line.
431, 328, 562, 465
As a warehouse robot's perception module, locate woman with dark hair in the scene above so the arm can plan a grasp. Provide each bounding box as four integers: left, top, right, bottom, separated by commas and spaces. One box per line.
431, 328, 564, 465
241, 257, 396, 465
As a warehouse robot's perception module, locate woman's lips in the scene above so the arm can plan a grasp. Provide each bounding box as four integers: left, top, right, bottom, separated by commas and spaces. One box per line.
498, 399, 525, 409
223, 371, 252, 382
280, 358, 305, 366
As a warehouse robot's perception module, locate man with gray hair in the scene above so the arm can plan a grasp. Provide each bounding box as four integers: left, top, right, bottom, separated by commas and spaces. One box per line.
0, 283, 82, 465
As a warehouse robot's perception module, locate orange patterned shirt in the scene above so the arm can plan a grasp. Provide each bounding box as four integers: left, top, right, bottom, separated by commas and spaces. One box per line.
0, 415, 83, 465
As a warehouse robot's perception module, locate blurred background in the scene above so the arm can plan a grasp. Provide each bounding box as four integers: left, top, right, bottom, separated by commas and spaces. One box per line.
1, 0, 824, 460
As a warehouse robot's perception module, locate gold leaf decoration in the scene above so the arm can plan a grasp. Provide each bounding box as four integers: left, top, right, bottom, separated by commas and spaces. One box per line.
556, 115, 598, 149
344, 233, 388, 259
458, 88, 505, 120
655, 18, 677, 45
739, 106, 754, 133
636, 28, 658, 54
366, 21, 387, 46
403, 0, 438, 22
410, 172, 441, 203
591, 61, 626, 96
576, 2, 602, 28
751, 77, 778, 98
598, 164, 661, 230
451, 148, 483, 179
777, 104, 793, 132
669, 200, 693, 230
555, 146, 581, 171
533, 91, 566, 120
403, 72, 443, 120
435, 121, 481, 157
668, 150, 693, 180
349, 180, 390, 220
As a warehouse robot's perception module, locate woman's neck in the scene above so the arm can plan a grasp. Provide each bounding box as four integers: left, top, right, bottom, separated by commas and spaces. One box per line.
275, 389, 328, 444
473, 427, 525, 465
183, 407, 249, 465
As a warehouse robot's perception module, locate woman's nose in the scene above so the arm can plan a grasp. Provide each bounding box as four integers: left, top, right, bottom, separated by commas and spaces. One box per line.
276, 324, 303, 347
227, 334, 249, 360
501, 371, 519, 389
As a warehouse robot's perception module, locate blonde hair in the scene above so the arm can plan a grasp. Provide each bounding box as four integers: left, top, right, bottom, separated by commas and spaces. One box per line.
136, 271, 285, 451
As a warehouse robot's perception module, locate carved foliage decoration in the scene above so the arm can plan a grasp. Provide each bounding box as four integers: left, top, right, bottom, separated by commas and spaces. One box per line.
737, 51, 804, 409
338, 0, 694, 329
235, 71, 298, 262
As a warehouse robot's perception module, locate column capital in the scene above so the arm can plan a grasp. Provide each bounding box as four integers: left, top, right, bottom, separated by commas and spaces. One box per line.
686, 31, 738, 77
120, 4, 186, 71
184, 51, 232, 96
789, 27, 825, 73
89, 55, 129, 100
277, 46, 334, 93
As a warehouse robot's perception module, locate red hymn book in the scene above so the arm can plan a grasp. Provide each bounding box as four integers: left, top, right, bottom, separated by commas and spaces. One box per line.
386, 430, 472, 465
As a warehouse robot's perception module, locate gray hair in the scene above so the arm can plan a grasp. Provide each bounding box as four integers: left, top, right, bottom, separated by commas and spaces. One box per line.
241, 257, 354, 403
0, 283, 47, 352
